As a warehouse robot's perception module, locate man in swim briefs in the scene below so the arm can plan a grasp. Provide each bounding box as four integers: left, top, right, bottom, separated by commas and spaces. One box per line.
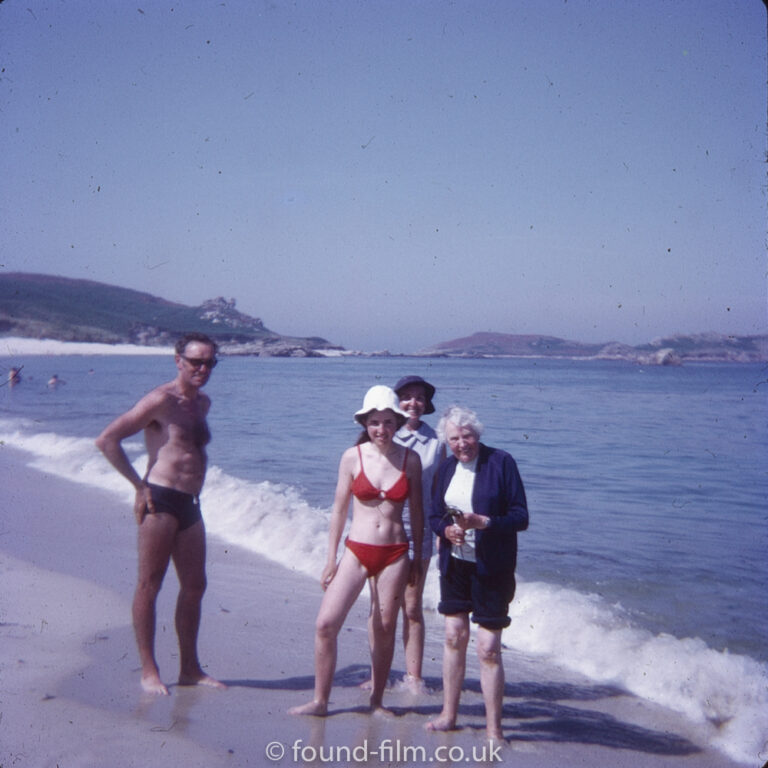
96, 332, 226, 695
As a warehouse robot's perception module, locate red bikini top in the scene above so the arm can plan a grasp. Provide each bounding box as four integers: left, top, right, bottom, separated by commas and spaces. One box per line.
351, 445, 410, 503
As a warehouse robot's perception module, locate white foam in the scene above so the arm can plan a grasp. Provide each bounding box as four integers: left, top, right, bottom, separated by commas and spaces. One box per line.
0, 425, 142, 499
506, 582, 768, 765
201, 466, 333, 579
3, 422, 766, 766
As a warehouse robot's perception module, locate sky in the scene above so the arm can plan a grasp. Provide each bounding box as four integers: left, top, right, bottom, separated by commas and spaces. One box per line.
1, 0, 765, 353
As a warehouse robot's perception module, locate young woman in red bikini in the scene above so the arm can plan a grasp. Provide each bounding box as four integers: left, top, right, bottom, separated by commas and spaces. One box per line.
288, 385, 423, 717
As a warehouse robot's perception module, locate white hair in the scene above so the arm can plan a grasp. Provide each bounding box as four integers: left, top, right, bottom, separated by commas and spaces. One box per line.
437, 405, 484, 442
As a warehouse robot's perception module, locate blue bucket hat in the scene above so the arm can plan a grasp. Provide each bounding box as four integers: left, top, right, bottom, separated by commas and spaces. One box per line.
393, 375, 436, 415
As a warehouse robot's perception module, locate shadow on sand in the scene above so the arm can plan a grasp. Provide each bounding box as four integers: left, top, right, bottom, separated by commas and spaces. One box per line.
223, 663, 701, 758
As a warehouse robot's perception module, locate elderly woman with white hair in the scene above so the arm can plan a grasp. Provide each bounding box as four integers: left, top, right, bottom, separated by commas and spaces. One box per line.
426, 405, 528, 741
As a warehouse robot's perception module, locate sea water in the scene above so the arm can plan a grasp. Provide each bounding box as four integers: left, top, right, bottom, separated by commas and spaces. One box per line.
1, 353, 766, 765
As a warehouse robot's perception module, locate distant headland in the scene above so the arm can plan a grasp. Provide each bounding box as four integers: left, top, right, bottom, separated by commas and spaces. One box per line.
0, 272, 340, 358
1, 273, 765, 363
415, 331, 768, 364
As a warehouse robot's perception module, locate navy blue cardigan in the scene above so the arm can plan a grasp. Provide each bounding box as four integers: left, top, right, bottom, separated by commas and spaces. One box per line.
430, 443, 528, 583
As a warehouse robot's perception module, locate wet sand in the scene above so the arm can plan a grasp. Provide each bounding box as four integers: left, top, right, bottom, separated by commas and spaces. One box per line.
0, 445, 743, 767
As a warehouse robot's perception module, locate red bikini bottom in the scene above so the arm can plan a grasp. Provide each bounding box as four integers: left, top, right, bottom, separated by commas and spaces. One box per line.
345, 538, 409, 577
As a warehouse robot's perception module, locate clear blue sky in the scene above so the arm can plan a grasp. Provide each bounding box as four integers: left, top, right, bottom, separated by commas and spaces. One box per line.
1, 0, 765, 352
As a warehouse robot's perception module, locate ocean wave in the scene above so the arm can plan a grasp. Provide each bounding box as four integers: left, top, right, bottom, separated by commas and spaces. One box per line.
2, 423, 765, 766
506, 582, 767, 765
202, 465, 331, 579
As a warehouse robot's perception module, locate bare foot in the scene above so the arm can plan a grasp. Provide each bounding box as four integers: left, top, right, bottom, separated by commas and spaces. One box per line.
360, 676, 397, 691
178, 672, 227, 690
288, 700, 328, 716
396, 674, 430, 695
370, 704, 396, 719
141, 672, 170, 696
483, 735, 508, 761
425, 714, 457, 732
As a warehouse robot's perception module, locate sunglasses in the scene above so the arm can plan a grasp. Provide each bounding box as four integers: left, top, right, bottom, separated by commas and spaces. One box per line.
181, 355, 218, 369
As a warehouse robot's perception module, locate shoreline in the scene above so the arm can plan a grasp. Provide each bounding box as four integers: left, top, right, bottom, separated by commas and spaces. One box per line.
2, 335, 764, 364
0, 445, 751, 767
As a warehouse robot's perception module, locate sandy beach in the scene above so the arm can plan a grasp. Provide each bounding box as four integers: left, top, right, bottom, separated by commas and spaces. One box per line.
0, 444, 747, 768
0, 337, 174, 357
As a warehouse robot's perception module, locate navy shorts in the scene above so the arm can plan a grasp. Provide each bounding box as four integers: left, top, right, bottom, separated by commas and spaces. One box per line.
146, 483, 202, 532
438, 557, 515, 630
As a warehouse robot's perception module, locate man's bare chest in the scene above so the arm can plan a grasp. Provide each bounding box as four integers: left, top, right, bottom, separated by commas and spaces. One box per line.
150, 398, 211, 448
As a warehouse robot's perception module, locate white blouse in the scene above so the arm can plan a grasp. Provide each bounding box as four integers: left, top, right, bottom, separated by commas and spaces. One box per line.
444, 456, 478, 562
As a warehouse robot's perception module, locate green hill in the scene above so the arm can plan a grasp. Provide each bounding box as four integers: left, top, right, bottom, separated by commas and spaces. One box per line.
0, 272, 336, 355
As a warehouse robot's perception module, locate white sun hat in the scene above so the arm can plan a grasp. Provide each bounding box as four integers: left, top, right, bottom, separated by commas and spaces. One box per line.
354, 385, 409, 427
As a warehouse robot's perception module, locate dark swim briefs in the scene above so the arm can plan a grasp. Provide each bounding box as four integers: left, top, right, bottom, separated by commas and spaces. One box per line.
146, 483, 202, 531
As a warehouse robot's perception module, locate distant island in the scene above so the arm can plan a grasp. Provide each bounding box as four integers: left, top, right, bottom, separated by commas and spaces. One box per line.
417, 331, 768, 364
1, 272, 765, 363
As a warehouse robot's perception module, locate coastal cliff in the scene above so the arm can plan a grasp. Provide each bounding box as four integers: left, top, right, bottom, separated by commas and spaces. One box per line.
0, 273, 340, 357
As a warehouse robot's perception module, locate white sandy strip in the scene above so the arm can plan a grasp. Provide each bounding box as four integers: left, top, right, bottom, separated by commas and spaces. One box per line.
0, 337, 173, 356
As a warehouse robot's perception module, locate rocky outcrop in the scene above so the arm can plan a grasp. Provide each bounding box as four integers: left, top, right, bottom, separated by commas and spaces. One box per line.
197, 297, 266, 332
594, 343, 681, 365
219, 339, 331, 357
636, 333, 768, 363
